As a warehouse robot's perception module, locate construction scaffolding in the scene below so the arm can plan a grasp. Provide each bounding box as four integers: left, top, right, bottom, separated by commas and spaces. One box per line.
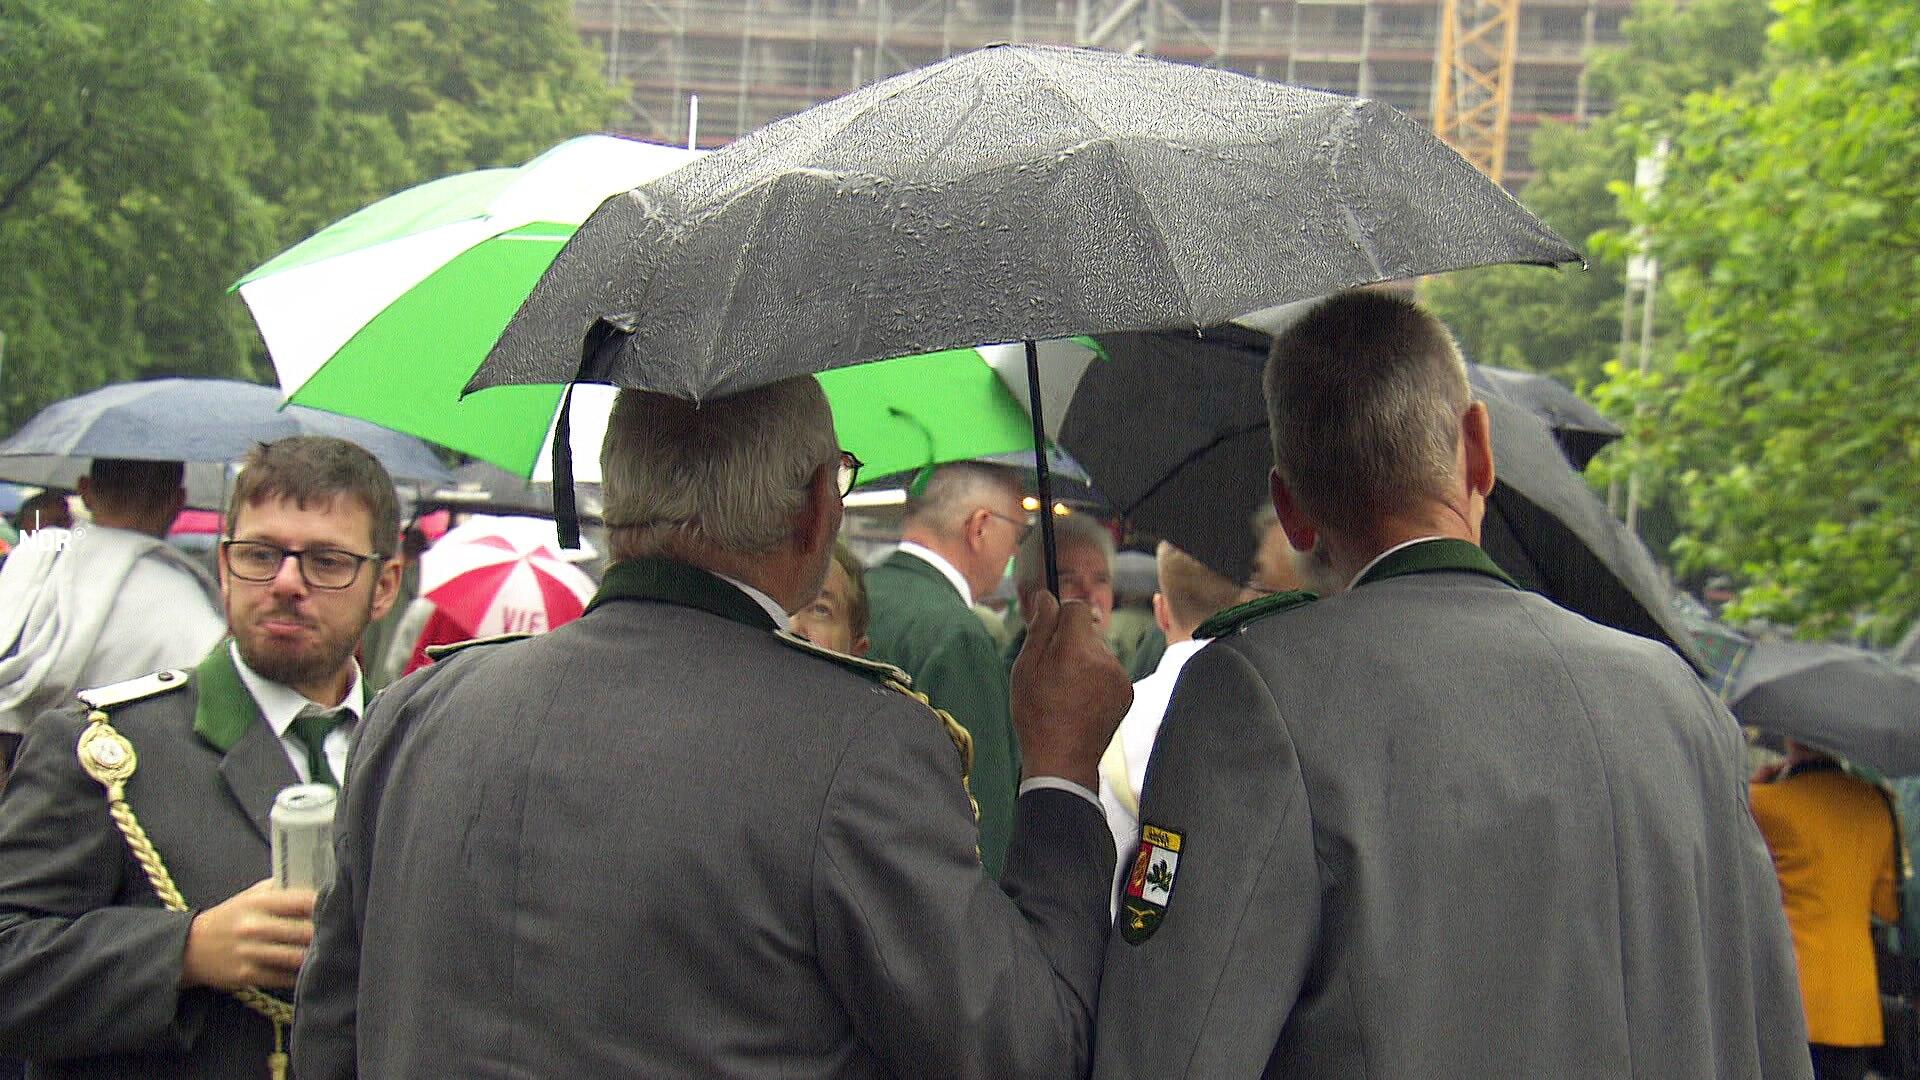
574, 0, 1630, 185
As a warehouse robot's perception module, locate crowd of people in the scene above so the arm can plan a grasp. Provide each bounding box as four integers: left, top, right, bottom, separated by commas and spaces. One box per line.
0, 290, 1904, 1078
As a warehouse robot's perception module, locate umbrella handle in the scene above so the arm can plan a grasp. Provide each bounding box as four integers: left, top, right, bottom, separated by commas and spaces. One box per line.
1025, 339, 1059, 597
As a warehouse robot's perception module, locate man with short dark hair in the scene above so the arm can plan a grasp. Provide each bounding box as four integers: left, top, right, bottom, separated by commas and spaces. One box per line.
0, 460, 222, 773
1093, 292, 1810, 1078
10, 491, 71, 534
0, 437, 403, 1078
865, 462, 1033, 875
1098, 542, 1240, 903
293, 380, 1131, 1078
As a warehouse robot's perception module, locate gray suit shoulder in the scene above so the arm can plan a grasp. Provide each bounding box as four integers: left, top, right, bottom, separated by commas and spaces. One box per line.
74, 669, 192, 712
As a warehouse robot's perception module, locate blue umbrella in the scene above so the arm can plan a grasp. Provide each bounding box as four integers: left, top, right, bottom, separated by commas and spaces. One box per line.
0, 379, 451, 490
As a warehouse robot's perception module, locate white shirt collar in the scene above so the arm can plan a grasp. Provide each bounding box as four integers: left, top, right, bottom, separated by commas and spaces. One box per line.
894, 541, 973, 607
1347, 535, 1451, 592
1152, 637, 1209, 674
711, 572, 793, 627
228, 639, 365, 740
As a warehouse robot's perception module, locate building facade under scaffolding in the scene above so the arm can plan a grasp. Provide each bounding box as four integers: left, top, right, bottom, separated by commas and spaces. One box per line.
573, 0, 1631, 184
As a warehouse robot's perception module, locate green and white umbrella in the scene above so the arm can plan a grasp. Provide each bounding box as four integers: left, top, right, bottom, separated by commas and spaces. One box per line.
234, 135, 701, 478
237, 135, 1075, 484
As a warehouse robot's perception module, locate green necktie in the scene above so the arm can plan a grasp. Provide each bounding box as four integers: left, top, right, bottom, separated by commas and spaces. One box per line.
288, 705, 350, 788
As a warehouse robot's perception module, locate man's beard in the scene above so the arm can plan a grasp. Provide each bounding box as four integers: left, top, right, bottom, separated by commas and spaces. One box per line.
235, 595, 373, 689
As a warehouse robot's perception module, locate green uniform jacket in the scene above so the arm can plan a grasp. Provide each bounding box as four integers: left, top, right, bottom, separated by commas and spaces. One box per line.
864, 551, 1019, 877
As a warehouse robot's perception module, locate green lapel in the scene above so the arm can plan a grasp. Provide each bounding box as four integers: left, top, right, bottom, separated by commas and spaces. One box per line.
586, 558, 780, 631
191, 641, 264, 754
1353, 538, 1519, 591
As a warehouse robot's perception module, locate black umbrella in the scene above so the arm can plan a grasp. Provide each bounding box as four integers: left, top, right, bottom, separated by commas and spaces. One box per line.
0, 378, 452, 488
1728, 642, 1920, 778
1046, 325, 1708, 672
468, 43, 1577, 571
1468, 365, 1621, 471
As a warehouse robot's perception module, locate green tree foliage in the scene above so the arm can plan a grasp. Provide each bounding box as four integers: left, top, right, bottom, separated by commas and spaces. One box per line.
0, 0, 619, 432
1600, 0, 1920, 644
1423, 0, 1771, 391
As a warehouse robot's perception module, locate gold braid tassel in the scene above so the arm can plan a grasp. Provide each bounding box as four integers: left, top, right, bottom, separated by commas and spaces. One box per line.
77, 711, 294, 1078
882, 679, 982, 861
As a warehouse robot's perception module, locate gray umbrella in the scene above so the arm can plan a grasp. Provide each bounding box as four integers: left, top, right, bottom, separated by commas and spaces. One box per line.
419, 461, 603, 521
0, 378, 452, 489
1049, 325, 1708, 672
469, 43, 1577, 401
1729, 642, 1920, 778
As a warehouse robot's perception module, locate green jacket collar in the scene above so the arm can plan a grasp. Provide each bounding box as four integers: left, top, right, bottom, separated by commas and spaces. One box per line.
192, 642, 265, 754
883, 548, 969, 605
1352, 537, 1518, 591
586, 558, 780, 632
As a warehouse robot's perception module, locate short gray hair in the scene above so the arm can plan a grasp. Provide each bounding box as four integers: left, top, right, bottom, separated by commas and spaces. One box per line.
902, 462, 1023, 537
1013, 511, 1115, 594
601, 378, 839, 561
1263, 291, 1470, 537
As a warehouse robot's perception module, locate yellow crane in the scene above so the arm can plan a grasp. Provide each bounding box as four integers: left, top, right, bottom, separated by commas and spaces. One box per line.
1432, 0, 1521, 184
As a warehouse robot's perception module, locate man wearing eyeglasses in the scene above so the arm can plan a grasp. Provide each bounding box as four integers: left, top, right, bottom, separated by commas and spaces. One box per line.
865, 461, 1034, 877
0, 436, 401, 1079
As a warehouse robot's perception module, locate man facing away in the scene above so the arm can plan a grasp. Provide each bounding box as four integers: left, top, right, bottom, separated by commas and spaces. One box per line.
1750, 740, 1901, 1080
1098, 541, 1243, 904
0, 437, 402, 1078
292, 378, 1132, 1079
0, 460, 224, 776
1092, 291, 1811, 1079
863, 462, 1033, 877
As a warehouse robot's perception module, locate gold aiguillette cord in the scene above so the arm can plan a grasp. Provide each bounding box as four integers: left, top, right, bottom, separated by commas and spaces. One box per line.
77, 712, 294, 1080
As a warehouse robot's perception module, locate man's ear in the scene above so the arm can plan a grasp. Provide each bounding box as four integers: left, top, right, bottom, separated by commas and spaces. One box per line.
76, 476, 96, 514
1151, 591, 1173, 635
370, 555, 404, 622
961, 506, 990, 554
1461, 400, 1495, 499
792, 461, 838, 557
1270, 468, 1317, 554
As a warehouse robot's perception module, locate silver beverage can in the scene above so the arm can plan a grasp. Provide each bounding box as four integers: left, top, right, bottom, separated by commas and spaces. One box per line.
270, 783, 337, 890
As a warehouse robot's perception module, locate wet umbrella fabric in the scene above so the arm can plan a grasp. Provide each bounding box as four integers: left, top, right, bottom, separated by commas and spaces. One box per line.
0, 379, 451, 486
238, 136, 701, 479
1728, 642, 1920, 778
1041, 325, 1708, 672
468, 43, 1579, 401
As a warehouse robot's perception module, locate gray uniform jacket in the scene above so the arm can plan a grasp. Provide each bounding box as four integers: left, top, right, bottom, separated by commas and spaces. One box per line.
1093, 564, 1812, 1079
0, 649, 294, 1079
292, 561, 1115, 1079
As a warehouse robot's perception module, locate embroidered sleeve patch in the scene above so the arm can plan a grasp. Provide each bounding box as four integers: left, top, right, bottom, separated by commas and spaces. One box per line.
1120, 823, 1183, 944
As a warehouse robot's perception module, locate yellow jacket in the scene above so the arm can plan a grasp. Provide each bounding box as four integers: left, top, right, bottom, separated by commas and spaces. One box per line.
1750, 766, 1900, 1046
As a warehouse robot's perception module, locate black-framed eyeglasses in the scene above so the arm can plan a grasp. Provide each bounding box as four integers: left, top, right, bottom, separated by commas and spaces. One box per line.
984, 508, 1035, 545
836, 451, 864, 498
221, 539, 379, 590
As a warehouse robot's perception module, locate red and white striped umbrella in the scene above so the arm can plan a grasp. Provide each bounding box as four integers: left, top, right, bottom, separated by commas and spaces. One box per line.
418, 515, 596, 638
